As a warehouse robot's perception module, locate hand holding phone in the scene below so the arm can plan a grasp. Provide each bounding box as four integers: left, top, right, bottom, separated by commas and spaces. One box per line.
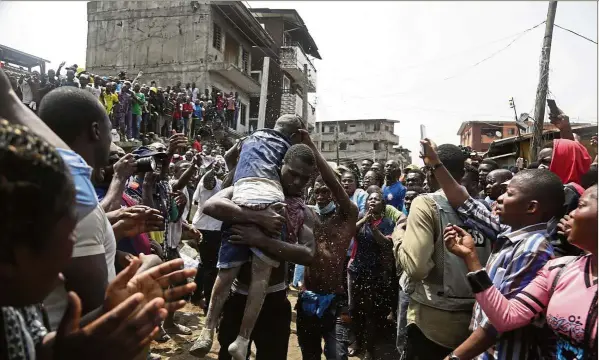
420, 124, 427, 157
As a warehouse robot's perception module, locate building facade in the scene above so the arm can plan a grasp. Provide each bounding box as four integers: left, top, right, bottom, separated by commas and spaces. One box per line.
85, 1, 274, 134
312, 119, 400, 165
248, 8, 320, 132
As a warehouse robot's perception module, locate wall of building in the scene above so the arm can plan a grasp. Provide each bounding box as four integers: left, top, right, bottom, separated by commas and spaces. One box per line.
86, 1, 212, 87
460, 122, 520, 152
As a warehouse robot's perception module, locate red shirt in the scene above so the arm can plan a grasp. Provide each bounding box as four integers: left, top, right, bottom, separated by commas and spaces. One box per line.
193, 140, 202, 152
216, 96, 225, 111
182, 102, 194, 116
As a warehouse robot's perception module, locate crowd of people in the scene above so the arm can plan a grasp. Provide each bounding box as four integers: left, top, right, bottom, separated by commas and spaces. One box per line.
0, 62, 597, 360
5, 62, 244, 143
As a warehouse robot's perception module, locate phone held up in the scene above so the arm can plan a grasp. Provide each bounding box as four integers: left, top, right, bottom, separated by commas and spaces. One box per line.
420, 124, 427, 157
547, 99, 559, 115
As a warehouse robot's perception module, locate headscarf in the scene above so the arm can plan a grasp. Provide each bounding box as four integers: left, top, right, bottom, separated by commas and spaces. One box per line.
550, 139, 592, 188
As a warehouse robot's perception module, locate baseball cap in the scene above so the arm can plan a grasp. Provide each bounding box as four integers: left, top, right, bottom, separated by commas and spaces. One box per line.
132, 146, 167, 159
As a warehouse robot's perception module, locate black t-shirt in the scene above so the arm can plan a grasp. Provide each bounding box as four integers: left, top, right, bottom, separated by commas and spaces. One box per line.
547, 184, 584, 257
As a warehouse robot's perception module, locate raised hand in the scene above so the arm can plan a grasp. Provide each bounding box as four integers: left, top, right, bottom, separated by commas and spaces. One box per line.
167, 133, 188, 156
113, 153, 137, 179
113, 206, 165, 238
548, 108, 570, 131
419, 138, 439, 167
104, 257, 197, 313
54, 291, 166, 360
443, 224, 475, 258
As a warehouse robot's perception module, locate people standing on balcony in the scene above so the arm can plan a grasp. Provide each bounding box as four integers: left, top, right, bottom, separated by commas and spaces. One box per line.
182, 97, 194, 137
226, 91, 236, 129
216, 92, 226, 124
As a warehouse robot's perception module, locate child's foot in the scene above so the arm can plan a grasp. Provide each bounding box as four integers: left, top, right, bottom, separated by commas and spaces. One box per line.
189, 328, 214, 358
228, 336, 250, 360
163, 323, 192, 335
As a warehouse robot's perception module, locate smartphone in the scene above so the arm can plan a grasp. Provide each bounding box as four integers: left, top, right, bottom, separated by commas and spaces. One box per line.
420, 124, 427, 157
547, 99, 559, 114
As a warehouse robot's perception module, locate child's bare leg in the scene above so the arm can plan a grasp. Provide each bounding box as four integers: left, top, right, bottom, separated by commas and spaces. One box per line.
228, 254, 272, 360
189, 266, 241, 357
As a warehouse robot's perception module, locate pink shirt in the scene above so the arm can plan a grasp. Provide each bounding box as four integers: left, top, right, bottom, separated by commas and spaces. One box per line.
476, 255, 597, 358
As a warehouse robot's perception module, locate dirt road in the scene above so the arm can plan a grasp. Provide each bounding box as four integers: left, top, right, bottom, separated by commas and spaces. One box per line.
151, 289, 398, 360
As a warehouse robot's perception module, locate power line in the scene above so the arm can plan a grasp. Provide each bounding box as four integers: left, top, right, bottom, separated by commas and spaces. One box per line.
554, 24, 598, 45
322, 21, 546, 101
334, 20, 547, 84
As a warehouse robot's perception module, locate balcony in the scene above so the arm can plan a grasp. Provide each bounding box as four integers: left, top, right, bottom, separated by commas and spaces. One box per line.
280, 42, 317, 92
208, 61, 261, 95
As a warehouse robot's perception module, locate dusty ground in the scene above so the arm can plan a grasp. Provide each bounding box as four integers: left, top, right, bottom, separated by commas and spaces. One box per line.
150, 289, 399, 360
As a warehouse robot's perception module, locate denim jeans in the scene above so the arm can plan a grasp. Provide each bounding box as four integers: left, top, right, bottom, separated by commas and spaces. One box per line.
125, 111, 133, 139
396, 288, 411, 355
296, 295, 350, 360
293, 264, 305, 287
133, 114, 142, 139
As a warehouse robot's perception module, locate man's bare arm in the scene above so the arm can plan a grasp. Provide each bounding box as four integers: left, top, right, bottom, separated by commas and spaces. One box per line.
302, 131, 357, 221
445, 327, 496, 360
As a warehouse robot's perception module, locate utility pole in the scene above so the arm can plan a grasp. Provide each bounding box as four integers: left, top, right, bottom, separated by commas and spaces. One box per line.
509, 97, 522, 137
302, 63, 309, 127
530, 1, 557, 162
257, 57, 270, 129
335, 121, 340, 165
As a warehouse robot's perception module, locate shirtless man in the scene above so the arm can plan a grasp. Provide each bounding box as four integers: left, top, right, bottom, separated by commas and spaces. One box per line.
297, 132, 359, 360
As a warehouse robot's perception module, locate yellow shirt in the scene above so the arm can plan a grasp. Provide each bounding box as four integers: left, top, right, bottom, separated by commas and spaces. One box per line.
104, 93, 119, 114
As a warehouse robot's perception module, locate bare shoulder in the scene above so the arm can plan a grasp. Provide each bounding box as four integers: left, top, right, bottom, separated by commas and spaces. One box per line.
303, 206, 319, 228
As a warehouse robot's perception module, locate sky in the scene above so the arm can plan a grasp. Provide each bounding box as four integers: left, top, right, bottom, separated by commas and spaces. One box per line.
0, 1, 597, 163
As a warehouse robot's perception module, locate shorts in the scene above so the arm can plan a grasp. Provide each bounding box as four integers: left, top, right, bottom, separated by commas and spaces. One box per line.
217, 203, 284, 269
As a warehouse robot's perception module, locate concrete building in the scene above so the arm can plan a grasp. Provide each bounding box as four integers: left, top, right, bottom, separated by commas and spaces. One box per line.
85, 1, 274, 134
312, 119, 400, 165
248, 8, 320, 131
457, 120, 523, 152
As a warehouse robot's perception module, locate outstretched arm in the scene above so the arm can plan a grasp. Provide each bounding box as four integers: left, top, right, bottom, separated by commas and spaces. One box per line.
301, 130, 358, 220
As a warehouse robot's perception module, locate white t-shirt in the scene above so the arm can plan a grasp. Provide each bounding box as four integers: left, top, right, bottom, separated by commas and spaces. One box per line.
192, 88, 199, 102
192, 174, 223, 231
20, 81, 32, 104
167, 180, 191, 249
87, 86, 102, 99
44, 204, 116, 330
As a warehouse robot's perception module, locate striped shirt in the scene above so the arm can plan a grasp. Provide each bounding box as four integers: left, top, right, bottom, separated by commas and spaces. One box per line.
457, 197, 554, 360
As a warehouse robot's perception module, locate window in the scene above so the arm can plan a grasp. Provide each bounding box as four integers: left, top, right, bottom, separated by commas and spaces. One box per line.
339, 123, 347, 132
327, 126, 334, 133
239, 103, 246, 126
339, 142, 347, 151
373, 142, 380, 151
282, 75, 291, 90
213, 23, 222, 51
507, 128, 515, 136
348, 124, 356, 133
242, 48, 249, 73
321, 142, 326, 151
373, 122, 381, 131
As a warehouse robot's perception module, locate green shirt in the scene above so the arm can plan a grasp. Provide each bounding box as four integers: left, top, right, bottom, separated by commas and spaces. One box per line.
131, 92, 145, 115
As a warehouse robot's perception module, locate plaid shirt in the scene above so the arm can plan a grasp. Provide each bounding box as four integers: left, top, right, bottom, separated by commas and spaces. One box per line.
457, 197, 554, 360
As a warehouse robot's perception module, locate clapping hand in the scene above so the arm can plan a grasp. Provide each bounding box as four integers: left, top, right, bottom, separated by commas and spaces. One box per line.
104, 257, 197, 313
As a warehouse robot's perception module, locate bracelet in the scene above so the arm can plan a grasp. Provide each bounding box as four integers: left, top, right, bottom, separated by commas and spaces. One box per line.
428, 162, 444, 171
466, 269, 493, 294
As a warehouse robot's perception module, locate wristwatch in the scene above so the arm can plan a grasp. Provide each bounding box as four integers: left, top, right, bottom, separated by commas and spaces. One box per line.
448, 352, 460, 360
428, 162, 444, 171
466, 268, 493, 294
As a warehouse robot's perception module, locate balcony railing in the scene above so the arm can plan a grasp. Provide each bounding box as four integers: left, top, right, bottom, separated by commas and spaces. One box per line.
280, 41, 317, 92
